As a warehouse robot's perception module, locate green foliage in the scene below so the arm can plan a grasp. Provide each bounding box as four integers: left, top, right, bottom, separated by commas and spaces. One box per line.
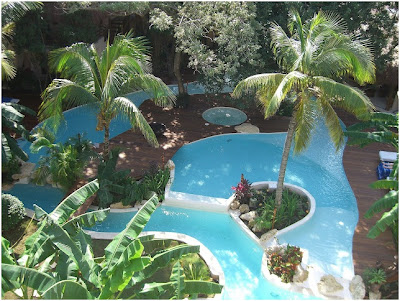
1, 103, 35, 164
39, 31, 175, 158
142, 164, 170, 200
1, 194, 25, 231
2, 155, 21, 183
346, 112, 398, 241
30, 130, 97, 191
51, 10, 98, 47
266, 244, 303, 283
232, 174, 253, 205
150, 2, 263, 92
363, 267, 387, 285
254, 189, 309, 232
1, 181, 222, 299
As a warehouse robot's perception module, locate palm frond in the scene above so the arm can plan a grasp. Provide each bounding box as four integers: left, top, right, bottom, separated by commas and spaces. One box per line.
49, 43, 101, 95
317, 95, 345, 151
120, 74, 176, 108
1, 49, 16, 80
270, 22, 300, 71
264, 71, 307, 118
314, 76, 374, 118
39, 79, 99, 130
233, 73, 286, 98
111, 97, 158, 147
1, 1, 42, 25
293, 94, 317, 153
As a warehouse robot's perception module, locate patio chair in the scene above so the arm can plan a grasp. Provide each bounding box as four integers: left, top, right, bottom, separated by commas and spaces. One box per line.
377, 151, 398, 180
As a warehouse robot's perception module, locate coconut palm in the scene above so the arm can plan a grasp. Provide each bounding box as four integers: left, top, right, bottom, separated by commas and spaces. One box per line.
1, 1, 42, 80
233, 10, 376, 206
39, 32, 175, 158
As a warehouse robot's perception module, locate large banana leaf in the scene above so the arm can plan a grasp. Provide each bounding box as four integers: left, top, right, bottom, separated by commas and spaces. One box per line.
364, 190, 399, 219
101, 239, 151, 297
63, 208, 110, 235
182, 280, 223, 295
133, 244, 200, 283
1, 264, 55, 295
49, 179, 99, 224
104, 195, 158, 270
1, 237, 14, 265
370, 179, 398, 191
42, 280, 93, 299
45, 222, 94, 284
170, 260, 185, 299
367, 203, 399, 239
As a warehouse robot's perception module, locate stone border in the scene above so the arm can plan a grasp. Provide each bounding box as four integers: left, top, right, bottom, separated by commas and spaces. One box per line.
85, 230, 225, 299
229, 181, 316, 249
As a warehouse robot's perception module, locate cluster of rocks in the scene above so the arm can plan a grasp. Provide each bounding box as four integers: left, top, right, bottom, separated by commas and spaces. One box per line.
230, 200, 265, 233
10, 161, 36, 184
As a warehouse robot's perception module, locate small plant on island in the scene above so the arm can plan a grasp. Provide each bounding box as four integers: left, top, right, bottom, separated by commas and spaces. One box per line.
266, 244, 303, 283
362, 267, 387, 293
232, 174, 253, 204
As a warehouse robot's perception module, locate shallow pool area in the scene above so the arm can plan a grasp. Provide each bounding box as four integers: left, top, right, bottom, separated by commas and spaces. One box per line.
202, 107, 247, 126
5, 82, 359, 299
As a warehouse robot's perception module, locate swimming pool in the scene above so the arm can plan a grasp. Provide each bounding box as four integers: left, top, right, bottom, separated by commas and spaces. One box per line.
5, 82, 358, 299
202, 107, 248, 126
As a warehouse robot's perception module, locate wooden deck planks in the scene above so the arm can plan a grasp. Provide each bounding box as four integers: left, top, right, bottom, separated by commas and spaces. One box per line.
82, 96, 397, 277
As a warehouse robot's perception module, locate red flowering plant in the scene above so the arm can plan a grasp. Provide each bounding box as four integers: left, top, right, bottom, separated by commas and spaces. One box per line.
266, 244, 303, 283
232, 174, 253, 204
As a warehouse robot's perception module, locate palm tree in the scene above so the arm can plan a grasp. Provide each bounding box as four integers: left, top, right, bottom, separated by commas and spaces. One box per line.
233, 10, 376, 206
1, 1, 42, 80
39, 32, 175, 158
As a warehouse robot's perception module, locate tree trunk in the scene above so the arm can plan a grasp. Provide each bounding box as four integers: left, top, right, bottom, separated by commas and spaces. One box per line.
173, 49, 185, 95
103, 124, 110, 159
275, 111, 298, 207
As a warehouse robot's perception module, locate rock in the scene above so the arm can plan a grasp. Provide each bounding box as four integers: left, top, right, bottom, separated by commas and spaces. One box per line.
165, 160, 175, 171
2, 183, 14, 191
252, 223, 264, 233
317, 275, 343, 297
350, 275, 366, 300
248, 219, 256, 227
239, 204, 250, 214
369, 291, 381, 300
240, 211, 257, 221
260, 229, 278, 244
234, 123, 260, 133
230, 200, 240, 210
110, 202, 133, 209
12, 162, 36, 180
293, 265, 309, 283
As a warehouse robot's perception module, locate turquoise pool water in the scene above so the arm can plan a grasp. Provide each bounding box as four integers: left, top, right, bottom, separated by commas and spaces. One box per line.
5, 82, 357, 299
202, 107, 247, 126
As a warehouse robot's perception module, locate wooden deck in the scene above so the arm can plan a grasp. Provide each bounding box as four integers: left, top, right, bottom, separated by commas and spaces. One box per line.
83, 95, 397, 277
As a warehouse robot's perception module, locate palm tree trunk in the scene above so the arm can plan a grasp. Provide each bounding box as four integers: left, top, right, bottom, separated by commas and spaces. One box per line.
103, 124, 110, 159
173, 49, 185, 95
275, 111, 297, 207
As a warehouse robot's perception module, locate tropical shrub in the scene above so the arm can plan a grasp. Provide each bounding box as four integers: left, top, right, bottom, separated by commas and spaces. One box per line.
266, 244, 303, 283
142, 164, 170, 200
1, 102, 35, 164
1, 180, 223, 299
232, 174, 253, 204
1, 194, 25, 231
254, 188, 309, 232
30, 130, 97, 190
363, 267, 387, 286
2, 155, 21, 183
345, 112, 398, 244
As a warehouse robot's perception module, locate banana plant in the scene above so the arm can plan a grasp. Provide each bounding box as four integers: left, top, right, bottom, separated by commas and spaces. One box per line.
345, 112, 398, 241
2, 180, 223, 299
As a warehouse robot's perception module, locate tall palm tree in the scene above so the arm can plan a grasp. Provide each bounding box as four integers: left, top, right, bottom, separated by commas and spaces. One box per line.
39, 32, 175, 158
1, 1, 42, 80
233, 10, 376, 206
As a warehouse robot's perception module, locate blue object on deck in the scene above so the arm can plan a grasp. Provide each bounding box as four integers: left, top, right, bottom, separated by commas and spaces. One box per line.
2, 96, 20, 103
377, 162, 392, 180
